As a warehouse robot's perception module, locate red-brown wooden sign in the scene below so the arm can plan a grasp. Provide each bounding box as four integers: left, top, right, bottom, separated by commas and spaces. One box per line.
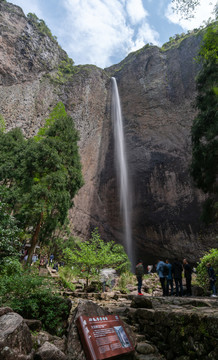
76, 314, 135, 360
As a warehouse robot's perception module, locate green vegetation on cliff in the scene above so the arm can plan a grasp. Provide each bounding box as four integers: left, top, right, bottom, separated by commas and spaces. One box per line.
191, 22, 218, 224
27, 13, 57, 43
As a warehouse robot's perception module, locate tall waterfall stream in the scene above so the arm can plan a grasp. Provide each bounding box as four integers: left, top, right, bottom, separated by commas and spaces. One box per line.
111, 77, 133, 267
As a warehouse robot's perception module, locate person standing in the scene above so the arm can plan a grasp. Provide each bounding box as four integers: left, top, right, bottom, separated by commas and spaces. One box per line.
206, 263, 217, 297
166, 259, 173, 296
135, 260, 144, 295
183, 259, 192, 296
49, 254, 54, 265
172, 258, 183, 296
156, 259, 167, 296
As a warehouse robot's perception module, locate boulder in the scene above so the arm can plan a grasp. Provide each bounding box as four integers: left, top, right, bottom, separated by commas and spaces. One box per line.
131, 296, 153, 309
136, 342, 156, 355
67, 299, 110, 360
32, 331, 66, 353
34, 341, 66, 360
0, 311, 32, 359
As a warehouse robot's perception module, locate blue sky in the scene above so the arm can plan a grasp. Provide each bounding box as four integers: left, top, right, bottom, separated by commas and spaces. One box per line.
9, 0, 216, 68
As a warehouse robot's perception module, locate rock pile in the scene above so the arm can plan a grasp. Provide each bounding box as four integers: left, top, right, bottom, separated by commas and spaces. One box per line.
0, 293, 217, 360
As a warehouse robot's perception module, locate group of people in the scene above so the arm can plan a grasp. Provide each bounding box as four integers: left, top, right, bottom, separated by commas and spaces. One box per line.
136, 259, 217, 297
156, 258, 192, 297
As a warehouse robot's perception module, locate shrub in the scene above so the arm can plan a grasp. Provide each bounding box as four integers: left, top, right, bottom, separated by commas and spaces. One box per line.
117, 271, 135, 293
0, 256, 22, 276
58, 266, 76, 291
0, 268, 70, 336
196, 248, 218, 291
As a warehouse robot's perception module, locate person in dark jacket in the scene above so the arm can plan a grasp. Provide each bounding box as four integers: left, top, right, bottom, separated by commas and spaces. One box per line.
172, 258, 183, 296
183, 258, 192, 296
135, 260, 144, 295
166, 259, 173, 296
206, 263, 217, 297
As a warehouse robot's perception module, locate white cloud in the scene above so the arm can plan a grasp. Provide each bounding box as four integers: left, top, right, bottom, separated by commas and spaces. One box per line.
126, 0, 148, 25
165, 0, 217, 30
60, 0, 132, 67
129, 22, 160, 53
60, 0, 157, 67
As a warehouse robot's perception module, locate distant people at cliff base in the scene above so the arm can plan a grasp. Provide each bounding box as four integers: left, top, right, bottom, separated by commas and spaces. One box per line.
154, 257, 195, 297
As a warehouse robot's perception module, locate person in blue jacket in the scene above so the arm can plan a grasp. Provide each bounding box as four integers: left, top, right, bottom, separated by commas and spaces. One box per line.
166, 259, 173, 296
156, 259, 167, 296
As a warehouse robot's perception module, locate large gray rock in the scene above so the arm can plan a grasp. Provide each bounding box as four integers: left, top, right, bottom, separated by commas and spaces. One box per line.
67, 300, 110, 360
34, 341, 66, 360
0, 311, 32, 359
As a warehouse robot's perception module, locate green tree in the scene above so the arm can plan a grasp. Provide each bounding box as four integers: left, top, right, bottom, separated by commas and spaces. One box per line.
171, 1, 217, 20
0, 103, 83, 264
0, 187, 21, 266
64, 228, 130, 286
172, 0, 200, 19
191, 23, 218, 224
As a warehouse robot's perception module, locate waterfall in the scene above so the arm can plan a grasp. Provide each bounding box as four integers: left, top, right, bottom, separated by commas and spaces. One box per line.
111, 77, 133, 267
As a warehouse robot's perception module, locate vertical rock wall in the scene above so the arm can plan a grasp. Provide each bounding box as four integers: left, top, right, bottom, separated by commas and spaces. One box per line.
0, 1, 216, 264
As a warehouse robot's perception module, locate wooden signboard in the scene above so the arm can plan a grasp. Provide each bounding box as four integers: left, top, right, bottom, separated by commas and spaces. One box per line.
76, 314, 135, 360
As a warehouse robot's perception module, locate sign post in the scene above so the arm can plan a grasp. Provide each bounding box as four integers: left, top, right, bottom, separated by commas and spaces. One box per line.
76, 314, 135, 360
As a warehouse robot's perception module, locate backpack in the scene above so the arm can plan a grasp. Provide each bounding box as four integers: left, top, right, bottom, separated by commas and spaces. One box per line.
162, 264, 169, 277
136, 263, 144, 276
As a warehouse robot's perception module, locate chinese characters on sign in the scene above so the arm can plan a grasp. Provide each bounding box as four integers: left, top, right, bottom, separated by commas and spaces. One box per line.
76, 314, 134, 360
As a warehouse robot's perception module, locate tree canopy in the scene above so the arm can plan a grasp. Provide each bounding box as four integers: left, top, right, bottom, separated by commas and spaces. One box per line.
0, 103, 83, 263
63, 228, 130, 286
171, 1, 217, 20
0, 187, 21, 266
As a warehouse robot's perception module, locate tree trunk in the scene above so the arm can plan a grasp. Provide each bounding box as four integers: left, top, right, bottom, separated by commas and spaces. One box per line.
26, 212, 43, 266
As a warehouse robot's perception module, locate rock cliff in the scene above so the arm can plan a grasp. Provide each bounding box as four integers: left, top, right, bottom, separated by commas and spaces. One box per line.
0, 1, 216, 264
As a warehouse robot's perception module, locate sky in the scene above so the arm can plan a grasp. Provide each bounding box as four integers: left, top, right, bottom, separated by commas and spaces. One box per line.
8, 0, 217, 68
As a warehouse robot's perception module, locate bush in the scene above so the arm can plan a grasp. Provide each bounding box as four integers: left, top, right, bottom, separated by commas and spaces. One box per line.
59, 266, 76, 291
117, 271, 135, 293
196, 248, 218, 292
0, 268, 70, 336
0, 256, 22, 276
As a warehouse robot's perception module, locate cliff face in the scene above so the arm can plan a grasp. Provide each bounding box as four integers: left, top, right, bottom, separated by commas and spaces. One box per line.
0, 1, 215, 264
